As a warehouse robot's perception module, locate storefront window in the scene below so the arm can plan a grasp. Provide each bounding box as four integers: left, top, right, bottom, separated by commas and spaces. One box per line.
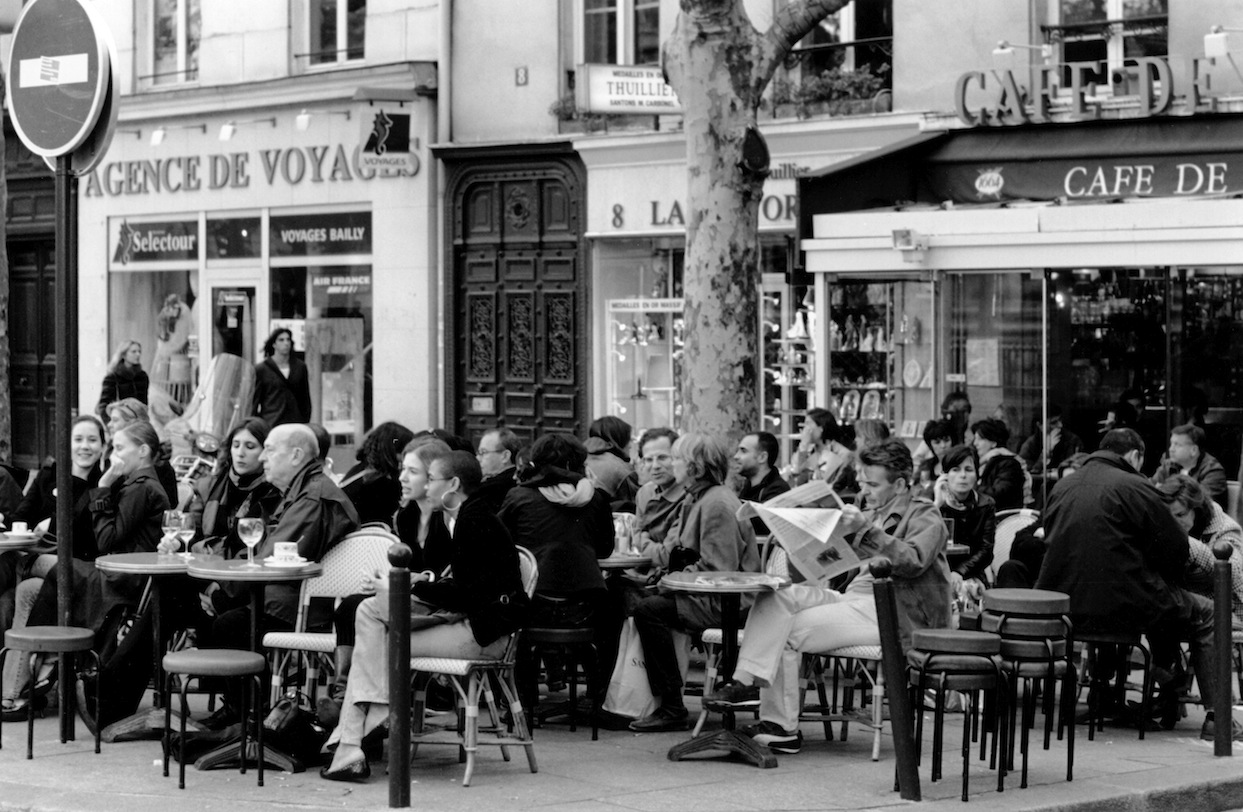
310, 0, 366, 65
151, 0, 200, 85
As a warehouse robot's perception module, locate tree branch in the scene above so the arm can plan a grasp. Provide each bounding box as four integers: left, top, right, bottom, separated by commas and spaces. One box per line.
755, 0, 853, 91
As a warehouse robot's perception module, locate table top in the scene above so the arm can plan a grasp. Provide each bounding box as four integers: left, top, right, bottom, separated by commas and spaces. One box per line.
946, 543, 971, 557
599, 554, 649, 570
660, 571, 790, 594
96, 551, 222, 575
187, 558, 323, 582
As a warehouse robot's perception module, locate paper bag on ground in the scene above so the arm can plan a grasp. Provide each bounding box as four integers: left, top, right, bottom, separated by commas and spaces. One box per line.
738, 502, 860, 584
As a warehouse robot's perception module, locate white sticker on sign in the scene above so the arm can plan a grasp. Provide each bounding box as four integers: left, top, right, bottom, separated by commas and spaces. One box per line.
19, 54, 89, 88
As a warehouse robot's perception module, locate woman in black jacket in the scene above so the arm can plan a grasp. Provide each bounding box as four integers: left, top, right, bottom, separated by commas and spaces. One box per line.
95, 340, 149, 419
972, 418, 1026, 511
321, 450, 525, 782
933, 444, 997, 591
340, 421, 416, 527
252, 328, 311, 427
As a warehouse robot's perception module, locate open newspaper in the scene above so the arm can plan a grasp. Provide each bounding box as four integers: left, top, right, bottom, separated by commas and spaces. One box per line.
737, 480, 862, 583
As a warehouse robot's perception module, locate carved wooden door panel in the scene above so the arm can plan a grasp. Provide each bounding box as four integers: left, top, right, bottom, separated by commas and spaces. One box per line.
449, 160, 586, 447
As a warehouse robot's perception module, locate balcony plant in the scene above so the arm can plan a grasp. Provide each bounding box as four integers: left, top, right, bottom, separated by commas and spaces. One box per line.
766, 64, 891, 119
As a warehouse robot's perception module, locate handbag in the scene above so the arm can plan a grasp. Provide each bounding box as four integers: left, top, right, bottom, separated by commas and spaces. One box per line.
602, 617, 690, 720
263, 690, 329, 769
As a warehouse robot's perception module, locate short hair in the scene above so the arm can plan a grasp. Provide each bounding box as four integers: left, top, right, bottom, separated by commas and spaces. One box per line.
1099, 427, 1145, 457
485, 427, 523, 462
853, 419, 890, 451
262, 327, 293, 358
672, 433, 731, 486
359, 421, 416, 478
272, 424, 319, 462
923, 419, 954, 446
857, 438, 914, 486
805, 408, 842, 445
430, 428, 474, 454
108, 340, 141, 373
940, 443, 978, 473
434, 450, 482, 495
747, 431, 780, 469
72, 414, 107, 447
589, 416, 632, 454
410, 439, 452, 472
308, 423, 331, 460
115, 421, 160, 460
940, 391, 972, 414
528, 433, 588, 475
1171, 423, 1206, 452
107, 397, 149, 427
223, 417, 271, 466
638, 427, 678, 456
1156, 474, 1212, 538
971, 418, 1010, 447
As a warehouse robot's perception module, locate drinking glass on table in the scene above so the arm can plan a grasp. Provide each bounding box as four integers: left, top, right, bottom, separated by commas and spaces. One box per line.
177, 512, 198, 560
237, 518, 264, 568
161, 510, 183, 556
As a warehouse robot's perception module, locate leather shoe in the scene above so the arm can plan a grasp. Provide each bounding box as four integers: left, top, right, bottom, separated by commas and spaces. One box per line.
629, 705, 689, 733
320, 758, 371, 782
1, 696, 46, 723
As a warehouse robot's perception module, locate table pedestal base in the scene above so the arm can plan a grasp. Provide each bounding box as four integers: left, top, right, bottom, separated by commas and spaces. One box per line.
666, 730, 778, 768
196, 740, 302, 773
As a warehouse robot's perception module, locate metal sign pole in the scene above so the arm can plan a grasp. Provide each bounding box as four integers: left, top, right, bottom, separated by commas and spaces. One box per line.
54, 152, 75, 741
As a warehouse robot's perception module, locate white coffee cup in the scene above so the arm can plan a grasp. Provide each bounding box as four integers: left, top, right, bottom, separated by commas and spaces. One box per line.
274, 541, 299, 560
10, 521, 28, 534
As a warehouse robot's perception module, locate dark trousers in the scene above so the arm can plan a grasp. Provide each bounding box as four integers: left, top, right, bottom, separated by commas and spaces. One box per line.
1147, 587, 1217, 708
517, 589, 621, 706
333, 593, 370, 648
633, 594, 687, 706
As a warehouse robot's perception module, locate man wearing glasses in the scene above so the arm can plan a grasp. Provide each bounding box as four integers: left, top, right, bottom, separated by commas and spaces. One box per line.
474, 427, 522, 514
632, 428, 684, 557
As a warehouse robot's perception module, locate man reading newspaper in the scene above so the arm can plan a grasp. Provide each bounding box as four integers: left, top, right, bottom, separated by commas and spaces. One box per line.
705, 439, 950, 754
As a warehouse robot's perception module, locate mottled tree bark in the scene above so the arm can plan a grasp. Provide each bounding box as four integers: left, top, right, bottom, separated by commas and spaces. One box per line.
664, 0, 848, 439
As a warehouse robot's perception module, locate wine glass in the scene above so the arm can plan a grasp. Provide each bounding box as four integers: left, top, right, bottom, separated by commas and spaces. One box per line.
237, 518, 264, 568
177, 513, 197, 560
161, 510, 183, 557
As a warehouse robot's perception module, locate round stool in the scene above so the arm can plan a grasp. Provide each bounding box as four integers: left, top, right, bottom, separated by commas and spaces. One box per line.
521, 627, 599, 740
162, 648, 267, 789
0, 626, 101, 759
907, 630, 1006, 801
1074, 630, 1152, 741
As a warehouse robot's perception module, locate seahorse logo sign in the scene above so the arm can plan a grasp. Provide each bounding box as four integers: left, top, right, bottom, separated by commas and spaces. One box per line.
360, 108, 418, 174
367, 111, 392, 155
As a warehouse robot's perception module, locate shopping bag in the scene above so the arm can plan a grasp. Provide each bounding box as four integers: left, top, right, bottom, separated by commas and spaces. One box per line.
602, 617, 690, 719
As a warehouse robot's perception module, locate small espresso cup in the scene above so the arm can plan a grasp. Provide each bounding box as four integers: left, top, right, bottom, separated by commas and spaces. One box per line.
10, 521, 28, 534
274, 541, 299, 560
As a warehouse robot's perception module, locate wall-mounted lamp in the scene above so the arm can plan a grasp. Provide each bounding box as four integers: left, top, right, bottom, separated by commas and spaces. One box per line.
150, 123, 206, 147
218, 117, 276, 142
295, 109, 352, 131
892, 229, 927, 262
218, 122, 236, 141
1206, 26, 1243, 83
992, 40, 1053, 71
150, 127, 166, 146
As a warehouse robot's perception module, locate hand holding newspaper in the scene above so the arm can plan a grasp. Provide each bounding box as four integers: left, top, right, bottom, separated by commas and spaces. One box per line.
737, 480, 862, 583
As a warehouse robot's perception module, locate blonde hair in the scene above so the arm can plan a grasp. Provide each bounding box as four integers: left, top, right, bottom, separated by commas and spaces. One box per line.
108, 340, 141, 373
672, 433, 731, 486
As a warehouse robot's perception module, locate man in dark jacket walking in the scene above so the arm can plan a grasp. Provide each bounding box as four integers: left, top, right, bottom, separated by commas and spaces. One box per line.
1037, 428, 1238, 740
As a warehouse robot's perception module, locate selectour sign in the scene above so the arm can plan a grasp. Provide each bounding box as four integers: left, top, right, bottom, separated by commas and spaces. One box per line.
577, 64, 682, 115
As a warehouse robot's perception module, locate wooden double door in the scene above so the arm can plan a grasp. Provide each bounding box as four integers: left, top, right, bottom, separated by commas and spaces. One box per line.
445, 152, 587, 447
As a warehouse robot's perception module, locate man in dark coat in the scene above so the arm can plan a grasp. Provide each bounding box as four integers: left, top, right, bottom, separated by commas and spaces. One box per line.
1037, 428, 1237, 740
734, 431, 791, 534
473, 428, 520, 514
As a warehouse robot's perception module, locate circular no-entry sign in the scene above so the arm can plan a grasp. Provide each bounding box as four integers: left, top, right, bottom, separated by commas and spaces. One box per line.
6, 0, 112, 158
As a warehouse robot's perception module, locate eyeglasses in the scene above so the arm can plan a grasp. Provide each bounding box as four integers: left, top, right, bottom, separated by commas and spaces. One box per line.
476, 448, 503, 457
427, 476, 452, 482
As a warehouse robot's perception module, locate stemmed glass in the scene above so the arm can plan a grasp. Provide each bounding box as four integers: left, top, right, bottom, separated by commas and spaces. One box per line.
161, 510, 183, 557
177, 512, 197, 560
237, 518, 264, 568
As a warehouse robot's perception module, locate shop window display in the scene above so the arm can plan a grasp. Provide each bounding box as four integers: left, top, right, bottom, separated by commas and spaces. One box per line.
108, 270, 198, 425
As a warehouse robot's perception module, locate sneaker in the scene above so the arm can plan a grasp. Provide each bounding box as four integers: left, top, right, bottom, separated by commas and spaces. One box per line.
705, 680, 760, 710
629, 705, 690, 733
1200, 716, 1243, 742
740, 720, 802, 754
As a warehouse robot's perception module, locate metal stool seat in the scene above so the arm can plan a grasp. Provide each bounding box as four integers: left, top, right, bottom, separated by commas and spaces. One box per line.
521, 626, 599, 740
912, 629, 1002, 655
0, 626, 102, 759
982, 589, 1070, 616
162, 649, 266, 790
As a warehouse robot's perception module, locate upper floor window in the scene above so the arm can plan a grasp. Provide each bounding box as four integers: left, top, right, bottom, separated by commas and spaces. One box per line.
581, 0, 660, 65
794, 0, 892, 87
150, 0, 200, 86
1047, 0, 1168, 85
309, 0, 366, 66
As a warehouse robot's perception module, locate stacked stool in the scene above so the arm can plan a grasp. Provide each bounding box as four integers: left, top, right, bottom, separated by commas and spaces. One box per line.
906, 629, 1007, 802
981, 588, 1074, 788
0, 626, 102, 759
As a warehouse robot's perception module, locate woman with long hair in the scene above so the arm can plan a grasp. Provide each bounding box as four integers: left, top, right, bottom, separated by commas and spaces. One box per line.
252, 327, 312, 427
339, 421, 416, 526
96, 340, 149, 419
789, 408, 858, 497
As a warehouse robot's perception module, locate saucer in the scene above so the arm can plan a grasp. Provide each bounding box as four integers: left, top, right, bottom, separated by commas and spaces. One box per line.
3, 532, 38, 540
263, 557, 309, 568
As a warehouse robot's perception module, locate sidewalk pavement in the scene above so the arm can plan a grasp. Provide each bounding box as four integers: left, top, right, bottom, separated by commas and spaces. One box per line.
0, 696, 1240, 812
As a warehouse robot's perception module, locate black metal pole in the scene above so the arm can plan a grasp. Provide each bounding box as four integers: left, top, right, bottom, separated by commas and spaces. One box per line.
54, 154, 75, 742
871, 557, 921, 801
388, 543, 412, 808
1213, 542, 1232, 757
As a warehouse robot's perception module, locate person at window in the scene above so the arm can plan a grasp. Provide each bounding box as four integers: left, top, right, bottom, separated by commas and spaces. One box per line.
914, 419, 955, 500
787, 408, 857, 498
1157, 474, 1243, 630
941, 391, 973, 445
498, 434, 615, 712
1151, 423, 1228, 510
95, 340, 149, 420
252, 327, 312, 428
0, 415, 105, 720
320, 451, 526, 782
1097, 400, 1138, 436
706, 439, 950, 754
1037, 428, 1241, 741
105, 398, 178, 505
733, 431, 791, 534
473, 427, 522, 515
1019, 406, 1084, 476
629, 434, 760, 733
632, 428, 685, 555
932, 444, 995, 592
339, 421, 416, 526
972, 418, 1028, 510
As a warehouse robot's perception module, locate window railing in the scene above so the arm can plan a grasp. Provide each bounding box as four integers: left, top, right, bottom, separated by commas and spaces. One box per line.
770, 37, 893, 120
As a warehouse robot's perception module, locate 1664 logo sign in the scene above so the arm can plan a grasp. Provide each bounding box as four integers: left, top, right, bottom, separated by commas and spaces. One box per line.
360, 107, 419, 174
975, 167, 1005, 199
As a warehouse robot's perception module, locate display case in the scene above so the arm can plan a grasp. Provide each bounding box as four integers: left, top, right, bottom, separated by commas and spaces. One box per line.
761, 275, 815, 465
607, 299, 683, 433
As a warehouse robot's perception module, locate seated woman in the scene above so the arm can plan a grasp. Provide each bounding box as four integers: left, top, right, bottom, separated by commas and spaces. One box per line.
1158, 474, 1243, 628
105, 398, 178, 505
320, 450, 527, 782
339, 421, 416, 527
498, 434, 615, 709
788, 408, 858, 498
629, 433, 760, 733
971, 418, 1028, 511
932, 444, 996, 598
914, 419, 954, 500
0, 415, 106, 719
